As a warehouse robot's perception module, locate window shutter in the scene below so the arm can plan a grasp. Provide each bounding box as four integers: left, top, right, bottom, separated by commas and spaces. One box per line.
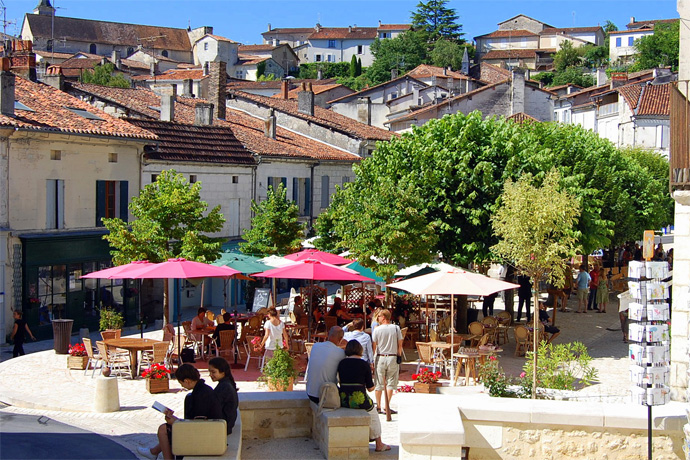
292, 177, 298, 202
119, 181, 129, 222
305, 177, 311, 216
46, 179, 56, 229
321, 175, 329, 207
281, 177, 287, 188
96, 180, 105, 227
267, 177, 274, 190
57, 179, 65, 229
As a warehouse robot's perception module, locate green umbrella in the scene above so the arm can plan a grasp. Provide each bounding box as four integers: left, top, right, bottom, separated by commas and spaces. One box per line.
344, 260, 385, 282
213, 252, 270, 274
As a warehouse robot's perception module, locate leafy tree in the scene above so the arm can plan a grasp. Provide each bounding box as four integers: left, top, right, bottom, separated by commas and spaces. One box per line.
240, 183, 304, 256
581, 44, 609, 68
349, 55, 358, 77
602, 20, 618, 49
632, 21, 680, 71
550, 67, 594, 87
356, 57, 362, 76
367, 31, 428, 85
491, 169, 580, 398
430, 39, 464, 70
256, 61, 266, 78
298, 62, 351, 79
553, 40, 582, 72
81, 62, 130, 88
257, 73, 278, 81
103, 170, 225, 323
411, 0, 463, 42
531, 72, 554, 86
336, 75, 371, 91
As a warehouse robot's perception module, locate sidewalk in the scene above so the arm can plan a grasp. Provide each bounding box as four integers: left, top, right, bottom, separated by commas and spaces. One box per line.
0, 293, 632, 458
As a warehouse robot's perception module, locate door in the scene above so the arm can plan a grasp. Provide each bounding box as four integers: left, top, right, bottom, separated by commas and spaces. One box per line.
228, 199, 240, 237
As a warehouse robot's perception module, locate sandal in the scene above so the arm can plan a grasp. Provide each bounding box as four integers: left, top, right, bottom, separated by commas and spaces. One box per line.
375, 445, 391, 452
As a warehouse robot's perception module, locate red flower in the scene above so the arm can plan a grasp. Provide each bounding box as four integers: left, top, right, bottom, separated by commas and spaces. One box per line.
413, 368, 442, 384
68, 343, 88, 357
141, 363, 171, 380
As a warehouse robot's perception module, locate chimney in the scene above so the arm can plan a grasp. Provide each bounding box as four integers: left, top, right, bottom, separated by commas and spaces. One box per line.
267, 23, 272, 31
280, 79, 289, 99
208, 61, 227, 120
159, 85, 176, 122
0, 61, 15, 117
194, 102, 214, 126
111, 50, 121, 69
43, 65, 64, 91
443, 67, 447, 76
298, 82, 314, 116
510, 68, 525, 115
378, 20, 382, 27
412, 86, 419, 105
630, 16, 635, 25
391, 68, 398, 79
461, 47, 469, 75
9, 40, 36, 81
348, 25, 352, 33
356, 97, 371, 125
610, 72, 628, 89
264, 108, 276, 139
182, 78, 193, 97
596, 68, 607, 86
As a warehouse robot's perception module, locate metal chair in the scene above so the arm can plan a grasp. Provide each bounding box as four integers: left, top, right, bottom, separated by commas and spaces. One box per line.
141, 341, 170, 374
244, 335, 265, 371
82, 337, 103, 377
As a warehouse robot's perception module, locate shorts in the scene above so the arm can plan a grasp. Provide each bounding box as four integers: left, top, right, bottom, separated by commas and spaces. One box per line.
374, 355, 399, 391
577, 289, 588, 302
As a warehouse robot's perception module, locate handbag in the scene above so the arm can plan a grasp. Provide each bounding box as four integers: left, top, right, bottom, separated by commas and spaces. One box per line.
317, 382, 340, 412
180, 348, 195, 363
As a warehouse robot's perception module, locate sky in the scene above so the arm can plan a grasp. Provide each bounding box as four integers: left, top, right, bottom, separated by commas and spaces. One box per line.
0, 0, 681, 45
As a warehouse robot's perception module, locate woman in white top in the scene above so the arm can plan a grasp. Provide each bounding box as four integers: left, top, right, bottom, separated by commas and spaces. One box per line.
260, 307, 289, 360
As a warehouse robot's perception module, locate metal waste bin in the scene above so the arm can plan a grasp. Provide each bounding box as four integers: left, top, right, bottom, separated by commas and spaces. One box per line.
52, 319, 74, 354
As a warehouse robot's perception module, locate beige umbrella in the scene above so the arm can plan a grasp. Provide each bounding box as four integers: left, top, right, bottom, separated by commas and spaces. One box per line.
387, 269, 519, 377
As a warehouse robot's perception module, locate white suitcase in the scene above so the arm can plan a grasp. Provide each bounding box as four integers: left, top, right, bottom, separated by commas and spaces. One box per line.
172, 419, 227, 456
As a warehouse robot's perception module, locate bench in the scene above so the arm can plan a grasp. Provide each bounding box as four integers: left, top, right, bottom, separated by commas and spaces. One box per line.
309, 401, 371, 459
185, 409, 242, 460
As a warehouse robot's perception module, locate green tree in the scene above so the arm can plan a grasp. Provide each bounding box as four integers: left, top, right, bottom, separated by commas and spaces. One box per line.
553, 40, 582, 72
356, 57, 363, 76
298, 62, 351, 79
531, 72, 554, 86
336, 75, 371, 91
256, 61, 266, 78
350, 55, 358, 77
411, 0, 463, 42
581, 44, 609, 68
430, 39, 464, 70
367, 31, 428, 84
491, 169, 580, 398
257, 73, 278, 81
81, 62, 130, 88
240, 183, 304, 256
602, 20, 618, 49
103, 170, 225, 323
550, 67, 595, 87
632, 21, 680, 71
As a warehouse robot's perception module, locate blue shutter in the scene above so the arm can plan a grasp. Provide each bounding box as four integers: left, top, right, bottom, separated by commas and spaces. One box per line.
96, 180, 105, 227
292, 177, 298, 202
321, 175, 329, 207
267, 177, 274, 191
119, 181, 129, 222
305, 177, 311, 216
281, 177, 287, 189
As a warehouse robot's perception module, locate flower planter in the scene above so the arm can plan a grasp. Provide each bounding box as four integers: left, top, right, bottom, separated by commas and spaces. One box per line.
146, 378, 170, 394
267, 378, 294, 392
414, 382, 442, 394
68, 355, 89, 370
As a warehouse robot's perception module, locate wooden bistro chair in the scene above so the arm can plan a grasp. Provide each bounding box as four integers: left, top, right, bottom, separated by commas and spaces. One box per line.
415, 342, 446, 375
96, 341, 132, 379
82, 337, 103, 378
218, 330, 237, 360
514, 325, 530, 357
496, 311, 512, 345
305, 342, 315, 359
453, 347, 478, 386
141, 341, 170, 375
100, 329, 121, 341
480, 316, 499, 344
244, 335, 265, 372
468, 321, 485, 347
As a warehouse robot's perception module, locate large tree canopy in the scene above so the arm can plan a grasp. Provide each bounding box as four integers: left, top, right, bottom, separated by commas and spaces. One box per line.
411, 0, 463, 42
632, 21, 680, 71
317, 112, 673, 270
367, 31, 428, 85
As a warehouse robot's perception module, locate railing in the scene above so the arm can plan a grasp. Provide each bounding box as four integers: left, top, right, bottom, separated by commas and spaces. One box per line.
597, 102, 618, 117
670, 81, 690, 191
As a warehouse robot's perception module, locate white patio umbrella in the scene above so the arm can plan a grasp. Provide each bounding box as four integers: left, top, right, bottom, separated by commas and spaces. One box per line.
387, 269, 519, 377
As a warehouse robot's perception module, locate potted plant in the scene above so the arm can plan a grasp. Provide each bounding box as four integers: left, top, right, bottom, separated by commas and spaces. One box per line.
259, 345, 298, 391
412, 368, 443, 394
142, 363, 171, 394
68, 343, 89, 370
99, 307, 124, 332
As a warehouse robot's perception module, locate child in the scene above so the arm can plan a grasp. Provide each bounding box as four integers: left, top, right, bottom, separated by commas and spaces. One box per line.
10, 310, 36, 357
597, 268, 610, 313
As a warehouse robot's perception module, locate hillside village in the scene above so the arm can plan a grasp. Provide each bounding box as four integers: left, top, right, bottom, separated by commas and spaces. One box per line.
0, 0, 680, 340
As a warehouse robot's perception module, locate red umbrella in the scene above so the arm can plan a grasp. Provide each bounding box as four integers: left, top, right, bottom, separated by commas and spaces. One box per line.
284, 249, 352, 266
80, 260, 154, 279
254, 259, 373, 340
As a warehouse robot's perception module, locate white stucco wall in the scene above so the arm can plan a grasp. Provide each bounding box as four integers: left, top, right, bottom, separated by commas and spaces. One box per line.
609, 31, 652, 63
308, 39, 374, 66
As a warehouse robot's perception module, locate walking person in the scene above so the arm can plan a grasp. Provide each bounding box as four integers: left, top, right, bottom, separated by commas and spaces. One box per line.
10, 310, 36, 358
371, 310, 403, 414
260, 307, 289, 361
516, 275, 532, 323
597, 268, 610, 313
576, 264, 591, 313
587, 264, 599, 311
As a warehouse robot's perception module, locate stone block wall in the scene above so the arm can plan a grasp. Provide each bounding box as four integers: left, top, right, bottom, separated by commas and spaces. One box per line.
310, 402, 370, 459
238, 392, 312, 439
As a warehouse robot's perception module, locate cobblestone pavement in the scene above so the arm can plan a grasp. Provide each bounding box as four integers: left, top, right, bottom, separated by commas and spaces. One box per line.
0, 293, 633, 459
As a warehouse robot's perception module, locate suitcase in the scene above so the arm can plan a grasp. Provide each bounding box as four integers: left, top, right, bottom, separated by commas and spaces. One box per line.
172, 419, 227, 456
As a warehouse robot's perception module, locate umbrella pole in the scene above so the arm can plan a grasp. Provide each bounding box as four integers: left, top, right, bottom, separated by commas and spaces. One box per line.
362, 281, 366, 329
138, 279, 143, 339
200, 280, 205, 309
307, 279, 313, 342
450, 295, 454, 380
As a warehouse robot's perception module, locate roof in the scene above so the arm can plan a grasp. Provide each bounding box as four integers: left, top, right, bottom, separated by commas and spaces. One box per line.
60, 55, 105, 70
24, 14, 192, 51
471, 62, 512, 84
377, 24, 411, 31
309, 27, 377, 40
229, 90, 395, 141
482, 49, 543, 60
236, 54, 270, 66
636, 83, 670, 116
131, 68, 205, 82
540, 26, 603, 35
69, 82, 359, 162
476, 29, 538, 38
507, 112, 540, 123
282, 83, 349, 99
3, 77, 155, 140
407, 64, 470, 81
125, 119, 255, 164
262, 27, 315, 36
609, 29, 653, 35
497, 15, 553, 28
391, 81, 508, 124
33, 50, 74, 60
328, 74, 428, 104
203, 34, 236, 43
238, 44, 277, 52
627, 18, 679, 29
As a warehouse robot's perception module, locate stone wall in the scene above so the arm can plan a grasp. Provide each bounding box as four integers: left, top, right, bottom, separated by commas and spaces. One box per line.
238, 392, 312, 439
671, 191, 690, 402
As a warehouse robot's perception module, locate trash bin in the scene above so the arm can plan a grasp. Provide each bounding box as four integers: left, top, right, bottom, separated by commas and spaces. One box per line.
52, 319, 74, 354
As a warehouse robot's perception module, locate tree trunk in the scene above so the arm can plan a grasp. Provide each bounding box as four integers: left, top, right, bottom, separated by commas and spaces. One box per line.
455, 295, 468, 334
532, 287, 539, 399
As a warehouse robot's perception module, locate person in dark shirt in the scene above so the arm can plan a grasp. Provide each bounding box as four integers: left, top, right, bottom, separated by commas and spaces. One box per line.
517, 275, 532, 322
10, 310, 35, 358
212, 312, 236, 347
138, 364, 221, 460
208, 357, 239, 434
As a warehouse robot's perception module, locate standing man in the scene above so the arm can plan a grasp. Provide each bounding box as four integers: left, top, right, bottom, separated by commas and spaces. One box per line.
344, 318, 374, 365
371, 310, 403, 414
305, 326, 345, 403
576, 264, 591, 314
587, 264, 599, 311
516, 275, 532, 323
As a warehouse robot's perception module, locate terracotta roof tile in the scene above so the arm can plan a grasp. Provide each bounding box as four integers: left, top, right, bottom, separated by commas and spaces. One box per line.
282, 83, 347, 99
507, 112, 540, 123
262, 27, 315, 36
33, 50, 74, 59
230, 90, 395, 141
636, 83, 670, 116
205, 34, 235, 43
377, 24, 411, 31
474, 62, 512, 84
328, 74, 427, 104
482, 49, 546, 60
540, 26, 603, 34
60, 56, 104, 70
627, 18, 679, 29
25, 14, 192, 51
2, 77, 155, 139
407, 64, 470, 81
131, 68, 205, 82
237, 54, 270, 66
238, 44, 277, 52
309, 27, 377, 40
476, 29, 538, 38
618, 84, 643, 111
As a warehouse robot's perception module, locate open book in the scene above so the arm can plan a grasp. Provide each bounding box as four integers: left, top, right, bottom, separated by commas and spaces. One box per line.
152, 401, 171, 414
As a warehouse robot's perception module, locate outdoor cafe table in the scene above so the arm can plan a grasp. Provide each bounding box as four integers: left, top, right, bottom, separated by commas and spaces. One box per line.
103, 338, 163, 376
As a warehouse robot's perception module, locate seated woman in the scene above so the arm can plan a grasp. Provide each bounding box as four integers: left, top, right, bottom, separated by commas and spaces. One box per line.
328, 297, 355, 327
138, 364, 222, 460
208, 357, 239, 434
538, 303, 560, 344
337, 340, 390, 452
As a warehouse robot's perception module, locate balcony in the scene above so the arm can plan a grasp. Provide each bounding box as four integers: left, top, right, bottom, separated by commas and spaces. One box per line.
597, 103, 618, 117
671, 82, 690, 191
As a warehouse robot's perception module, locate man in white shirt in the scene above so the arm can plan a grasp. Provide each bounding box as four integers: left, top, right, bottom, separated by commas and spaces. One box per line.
305, 326, 345, 403
344, 318, 374, 365
190, 307, 214, 344
372, 309, 403, 413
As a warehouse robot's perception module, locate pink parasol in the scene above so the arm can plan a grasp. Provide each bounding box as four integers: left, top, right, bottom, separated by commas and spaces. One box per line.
284, 249, 352, 266
129, 258, 240, 279
80, 260, 155, 279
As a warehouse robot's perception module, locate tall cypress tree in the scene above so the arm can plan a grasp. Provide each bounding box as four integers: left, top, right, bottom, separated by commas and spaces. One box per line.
411, 0, 463, 42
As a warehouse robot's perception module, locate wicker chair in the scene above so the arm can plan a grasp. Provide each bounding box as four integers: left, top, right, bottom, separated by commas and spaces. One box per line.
82, 337, 103, 378
514, 326, 530, 357
100, 329, 121, 341
218, 330, 236, 360
244, 335, 265, 371
141, 341, 170, 374
415, 342, 446, 375
468, 321, 484, 347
